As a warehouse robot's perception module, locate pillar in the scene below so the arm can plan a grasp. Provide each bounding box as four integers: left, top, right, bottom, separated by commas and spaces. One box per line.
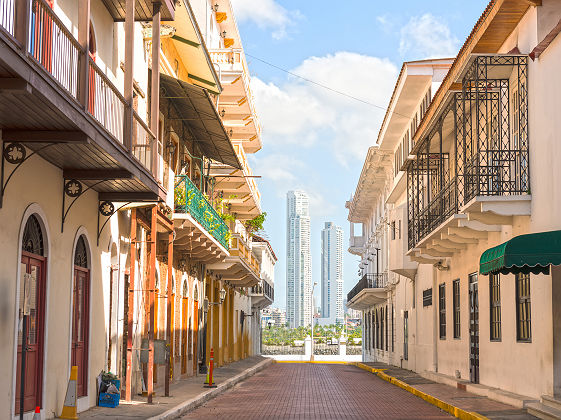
125, 209, 137, 401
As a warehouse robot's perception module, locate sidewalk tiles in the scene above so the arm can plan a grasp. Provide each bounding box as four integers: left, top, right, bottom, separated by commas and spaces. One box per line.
356, 362, 537, 420
77, 356, 272, 420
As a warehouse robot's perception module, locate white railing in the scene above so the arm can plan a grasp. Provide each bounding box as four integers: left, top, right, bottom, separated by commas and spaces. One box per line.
233, 143, 261, 205
0, 0, 15, 35
88, 57, 125, 144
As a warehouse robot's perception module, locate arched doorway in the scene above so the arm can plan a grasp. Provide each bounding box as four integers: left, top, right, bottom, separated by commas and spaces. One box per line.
181, 278, 188, 375
16, 215, 47, 415
72, 235, 90, 397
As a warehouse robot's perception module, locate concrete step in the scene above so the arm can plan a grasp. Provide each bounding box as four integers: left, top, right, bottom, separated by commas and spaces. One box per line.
526, 401, 561, 420
542, 396, 561, 413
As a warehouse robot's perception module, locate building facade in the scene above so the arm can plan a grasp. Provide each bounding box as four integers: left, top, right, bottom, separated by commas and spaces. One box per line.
320, 222, 344, 325
286, 190, 312, 327
346, 0, 561, 414
0, 0, 274, 418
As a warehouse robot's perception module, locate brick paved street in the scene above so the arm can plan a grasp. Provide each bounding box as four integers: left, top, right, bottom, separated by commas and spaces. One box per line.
183, 363, 452, 419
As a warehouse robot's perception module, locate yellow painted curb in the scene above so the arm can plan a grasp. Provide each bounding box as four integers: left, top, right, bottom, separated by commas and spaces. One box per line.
354, 364, 488, 420
273, 360, 350, 364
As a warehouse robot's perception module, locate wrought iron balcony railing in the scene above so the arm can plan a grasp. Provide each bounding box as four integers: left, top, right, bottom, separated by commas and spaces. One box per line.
347, 273, 388, 303
174, 175, 230, 250
251, 281, 274, 302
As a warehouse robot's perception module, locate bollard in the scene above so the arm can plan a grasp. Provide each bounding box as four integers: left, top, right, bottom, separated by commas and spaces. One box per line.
204, 348, 217, 388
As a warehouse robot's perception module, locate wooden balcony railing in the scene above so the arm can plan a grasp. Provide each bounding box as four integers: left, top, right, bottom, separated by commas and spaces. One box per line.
132, 110, 154, 173
29, 0, 80, 98
1, 0, 15, 35
0, 0, 158, 177
88, 57, 126, 144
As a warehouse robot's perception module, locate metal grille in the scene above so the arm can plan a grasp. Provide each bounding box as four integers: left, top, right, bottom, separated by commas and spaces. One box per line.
489, 274, 501, 341
406, 56, 529, 249
74, 235, 88, 268
516, 273, 531, 342
22, 215, 44, 256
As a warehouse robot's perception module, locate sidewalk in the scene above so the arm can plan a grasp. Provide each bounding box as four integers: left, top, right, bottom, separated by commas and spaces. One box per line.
357, 362, 537, 420
79, 356, 272, 420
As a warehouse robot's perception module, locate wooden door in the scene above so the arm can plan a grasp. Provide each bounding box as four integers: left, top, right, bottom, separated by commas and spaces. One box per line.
72, 267, 90, 397
15, 254, 46, 414
469, 273, 479, 383
192, 300, 198, 373
181, 297, 188, 374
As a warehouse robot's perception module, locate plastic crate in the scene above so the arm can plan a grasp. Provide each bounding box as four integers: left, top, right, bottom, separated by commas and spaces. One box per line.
98, 392, 120, 408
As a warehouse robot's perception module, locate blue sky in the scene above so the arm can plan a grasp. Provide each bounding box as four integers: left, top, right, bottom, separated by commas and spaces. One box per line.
230, 0, 489, 311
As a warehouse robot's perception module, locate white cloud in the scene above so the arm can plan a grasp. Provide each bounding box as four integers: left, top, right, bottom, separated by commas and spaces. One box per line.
230, 0, 301, 39
251, 52, 398, 165
399, 13, 459, 59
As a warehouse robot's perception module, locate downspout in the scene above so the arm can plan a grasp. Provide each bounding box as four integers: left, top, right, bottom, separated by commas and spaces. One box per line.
432, 265, 438, 373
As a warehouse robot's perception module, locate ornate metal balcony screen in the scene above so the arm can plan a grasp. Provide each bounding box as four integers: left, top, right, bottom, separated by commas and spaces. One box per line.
347, 273, 388, 303
408, 56, 529, 249
174, 175, 230, 250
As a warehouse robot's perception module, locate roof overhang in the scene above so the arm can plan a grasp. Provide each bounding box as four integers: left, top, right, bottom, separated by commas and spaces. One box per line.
168, 0, 222, 93
347, 147, 392, 223
160, 74, 241, 169
346, 288, 387, 311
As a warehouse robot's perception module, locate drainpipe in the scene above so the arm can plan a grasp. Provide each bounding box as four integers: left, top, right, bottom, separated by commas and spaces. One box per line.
432, 265, 438, 373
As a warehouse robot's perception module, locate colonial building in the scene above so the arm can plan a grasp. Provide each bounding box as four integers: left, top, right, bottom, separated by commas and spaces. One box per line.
347, 0, 561, 415
0, 0, 274, 418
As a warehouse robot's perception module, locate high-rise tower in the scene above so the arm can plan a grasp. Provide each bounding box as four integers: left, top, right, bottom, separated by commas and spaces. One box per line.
321, 222, 344, 324
286, 191, 312, 328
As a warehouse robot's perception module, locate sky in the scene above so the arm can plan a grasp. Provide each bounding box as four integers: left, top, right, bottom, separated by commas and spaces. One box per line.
229, 0, 489, 311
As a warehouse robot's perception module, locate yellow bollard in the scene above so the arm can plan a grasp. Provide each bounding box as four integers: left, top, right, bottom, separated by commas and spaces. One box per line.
60, 366, 78, 419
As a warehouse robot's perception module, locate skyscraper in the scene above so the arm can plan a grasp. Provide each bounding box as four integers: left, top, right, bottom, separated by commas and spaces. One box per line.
321, 222, 344, 325
286, 191, 312, 328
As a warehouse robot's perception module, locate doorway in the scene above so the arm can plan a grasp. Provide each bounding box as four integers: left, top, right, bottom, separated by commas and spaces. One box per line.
469, 273, 479, 383
181, 279, 188, 375
16, 215, 47, 414
72, 235, 90, 397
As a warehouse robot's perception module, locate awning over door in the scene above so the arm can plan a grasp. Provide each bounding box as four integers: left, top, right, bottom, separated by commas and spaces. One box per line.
480, 230, 561, 275
160, 74, 241, 170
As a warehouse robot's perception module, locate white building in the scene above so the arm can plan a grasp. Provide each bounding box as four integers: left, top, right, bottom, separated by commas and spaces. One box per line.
320, 222, 344, 325
347, 1, 561, 416
286, 191, 312, 327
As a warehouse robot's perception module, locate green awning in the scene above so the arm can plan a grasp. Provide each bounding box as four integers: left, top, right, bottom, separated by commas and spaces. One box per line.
480, 230, 561, 275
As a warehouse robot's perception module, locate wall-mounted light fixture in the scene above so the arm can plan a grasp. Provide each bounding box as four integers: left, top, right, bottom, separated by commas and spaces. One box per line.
220, 109, 226, 118
203, 287, 227, 312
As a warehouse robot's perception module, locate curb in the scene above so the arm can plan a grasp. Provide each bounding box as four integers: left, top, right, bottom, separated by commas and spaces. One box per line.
354, 363, 489, 420
149, 358, 273, 420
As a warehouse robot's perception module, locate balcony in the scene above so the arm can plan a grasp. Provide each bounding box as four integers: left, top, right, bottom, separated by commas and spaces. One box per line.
0, 0, 162, 206
174, 175, 230, 262
208, 223, 261, 287
209, 48, 262, 153
346, 273, 388, 311
348, 235, 365, 256
210, 143, 261, 220
389, 204, 417, 279
250, 280, 274, 309
406, 55, 531, 259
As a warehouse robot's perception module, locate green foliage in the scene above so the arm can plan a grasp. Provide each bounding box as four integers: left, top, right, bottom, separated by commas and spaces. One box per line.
245, 212, 267, 234
262, 323, 362, 346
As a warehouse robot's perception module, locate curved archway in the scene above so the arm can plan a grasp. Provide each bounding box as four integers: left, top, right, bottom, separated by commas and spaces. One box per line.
192, 282, 199, 373
16, 211, 49, 415
71, 233, 91, 398
180, 274, 189, 375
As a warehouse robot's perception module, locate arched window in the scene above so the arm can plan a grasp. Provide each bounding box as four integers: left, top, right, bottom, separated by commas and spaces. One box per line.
22, 215, 44, 256
74, 235, 88, 268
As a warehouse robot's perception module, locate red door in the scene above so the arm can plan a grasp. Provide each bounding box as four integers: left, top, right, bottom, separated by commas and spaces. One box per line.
72, 267, 90, 397
15, 253, 46, 414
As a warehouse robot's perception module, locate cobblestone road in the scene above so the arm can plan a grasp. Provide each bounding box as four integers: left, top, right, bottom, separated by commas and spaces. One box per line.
184, 363, 453, 419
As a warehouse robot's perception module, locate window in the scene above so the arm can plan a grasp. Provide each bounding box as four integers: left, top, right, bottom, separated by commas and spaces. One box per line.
439, 284, 446, 339
380, 308, 384, 350
391, 221, 396, 240
422, 288, 432, 307
398, 220, 401, 240
385, 305, 388, 351
489, 274, 501, 341
516, 273, 531, 342
403, 311, 409, 360
453, 279, 460, 339
391, 304, 395, 352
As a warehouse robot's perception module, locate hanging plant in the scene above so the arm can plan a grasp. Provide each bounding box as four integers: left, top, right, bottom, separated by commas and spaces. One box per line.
244, 212, 267, 235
